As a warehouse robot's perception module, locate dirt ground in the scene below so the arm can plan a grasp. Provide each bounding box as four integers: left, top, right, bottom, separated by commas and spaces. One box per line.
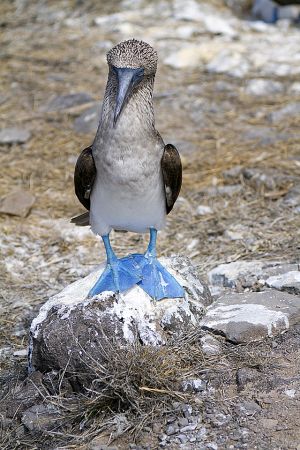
0, 1, 300, 449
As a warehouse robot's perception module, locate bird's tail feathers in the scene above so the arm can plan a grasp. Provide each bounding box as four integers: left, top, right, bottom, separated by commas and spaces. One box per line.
71, 212, 90, 226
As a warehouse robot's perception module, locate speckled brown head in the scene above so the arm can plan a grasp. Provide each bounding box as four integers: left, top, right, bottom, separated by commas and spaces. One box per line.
107, 39, 158, 76
106, 39, 158, 125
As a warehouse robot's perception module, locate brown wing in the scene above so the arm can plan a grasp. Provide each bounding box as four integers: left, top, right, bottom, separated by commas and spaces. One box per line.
275, 1, 300, 5
71, 146, 96, 226
161, 143, 182, 214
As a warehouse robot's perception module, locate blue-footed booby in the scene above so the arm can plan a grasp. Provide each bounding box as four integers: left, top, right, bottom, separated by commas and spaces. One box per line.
72, 39, 184, 300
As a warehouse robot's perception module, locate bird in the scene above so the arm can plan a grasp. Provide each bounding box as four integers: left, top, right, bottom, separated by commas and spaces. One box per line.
72, 39, 184, 301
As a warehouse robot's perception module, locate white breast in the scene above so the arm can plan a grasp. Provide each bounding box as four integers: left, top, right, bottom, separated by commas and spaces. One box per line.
90, 140, 166, 236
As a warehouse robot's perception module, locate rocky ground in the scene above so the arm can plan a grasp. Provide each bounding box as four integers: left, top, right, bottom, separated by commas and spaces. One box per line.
0, 0, 300, 449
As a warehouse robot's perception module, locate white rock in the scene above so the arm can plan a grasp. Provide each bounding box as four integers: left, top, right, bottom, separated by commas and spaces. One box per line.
182, 379, 207, 392
0, 127, 31, 144
200, 334, 222, 356
224, 229, 244, 241
207, 50, 250, 78
196, 205, 213, 216
173, 0, 203, 22
14, 349, 28, 357
208, 260, 299, 289
94, 11, 138, 26
244, 79, 283, 96
199, 14, 236, 37
289, 82, 300, 95
164, 46, 203, 69
201, 290, 300, 343
284, 389, 296, 398
187, 238, 199, 251
266, 271, 300, 294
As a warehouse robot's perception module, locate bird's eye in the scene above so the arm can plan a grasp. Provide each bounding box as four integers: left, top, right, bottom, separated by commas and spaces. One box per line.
133, 68, 144, 82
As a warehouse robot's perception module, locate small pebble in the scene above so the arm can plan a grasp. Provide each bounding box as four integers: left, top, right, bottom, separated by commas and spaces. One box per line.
178, 434, 188, 444
178, 417, 189, 428
166, 424, 178, 436
152, 422, 161, 433
159, 434, 167, 442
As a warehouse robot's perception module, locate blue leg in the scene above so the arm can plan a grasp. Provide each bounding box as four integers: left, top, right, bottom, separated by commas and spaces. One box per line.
137, 228, 185, 301
88, 234, 142, 298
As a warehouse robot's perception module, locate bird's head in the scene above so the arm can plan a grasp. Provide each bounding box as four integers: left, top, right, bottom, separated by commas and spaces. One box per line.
106, 39, 158, 126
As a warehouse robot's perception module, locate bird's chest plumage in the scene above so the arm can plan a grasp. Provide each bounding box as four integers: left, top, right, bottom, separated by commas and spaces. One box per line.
99, 147, 156, 189
90, 137, 166, 235
94, 131, 163, 193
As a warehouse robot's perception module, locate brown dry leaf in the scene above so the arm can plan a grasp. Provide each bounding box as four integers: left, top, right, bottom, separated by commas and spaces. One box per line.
0, 190, 35, 217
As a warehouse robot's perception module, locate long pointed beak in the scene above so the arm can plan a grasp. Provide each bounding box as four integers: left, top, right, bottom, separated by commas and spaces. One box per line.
113, 67, 144, 126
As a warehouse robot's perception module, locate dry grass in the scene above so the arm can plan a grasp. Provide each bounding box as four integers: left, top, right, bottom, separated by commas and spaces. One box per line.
0, 326, 282, 449
0, 329, 206, 448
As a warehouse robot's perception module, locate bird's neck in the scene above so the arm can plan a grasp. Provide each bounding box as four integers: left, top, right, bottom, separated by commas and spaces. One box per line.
95, 75, 156, 143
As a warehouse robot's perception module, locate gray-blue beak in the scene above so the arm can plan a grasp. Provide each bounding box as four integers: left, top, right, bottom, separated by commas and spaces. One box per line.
113, 67, 144, 126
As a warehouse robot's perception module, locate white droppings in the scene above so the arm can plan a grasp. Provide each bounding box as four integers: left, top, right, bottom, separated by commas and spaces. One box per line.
31, 257, 207, 346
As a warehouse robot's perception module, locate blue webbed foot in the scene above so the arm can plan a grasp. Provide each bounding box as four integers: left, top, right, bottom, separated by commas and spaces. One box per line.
137, 255, 185, 301
88, 254, 142, 298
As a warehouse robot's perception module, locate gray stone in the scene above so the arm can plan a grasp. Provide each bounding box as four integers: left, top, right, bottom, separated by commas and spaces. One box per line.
22, 403, 62, 432
178, 434, 188, 444
206, 443, 218, 450
238, 401, 262, 415
41, 92, 94, 112
201, 290, 300, 343
3, 372, 47, 419
0, 127, 31, 144
210, 413, 231, 427
242, 168, 276, 190
166, 424, 178, 435
208, 260, 299, 289
244, 79, 283, 96
223, 227, 245, 241
30, 256, 211, 385
223, 165, 243, 179
0, 190, 35, 218
152, 422, 161, 434
0, 94, 8, 105
236, 367, 261, 390
269, 103, 300, 123
178, 417, 189, 428
204, 185, 242, 197
200, 334, 222, 356
73, 103, 101, 134
182, 404, 193, 418
265, 271, 300, 295
180, 422, 198, 432
283, 185, 300, 207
